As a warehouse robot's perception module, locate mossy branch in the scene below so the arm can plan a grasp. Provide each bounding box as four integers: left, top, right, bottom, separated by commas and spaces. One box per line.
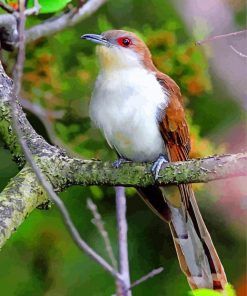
0, 165, 48, 249
0, 61, 247, 248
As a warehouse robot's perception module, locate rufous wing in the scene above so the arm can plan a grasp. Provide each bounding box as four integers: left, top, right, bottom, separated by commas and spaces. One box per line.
155, 71, 227, 290
156, 71, 190, 163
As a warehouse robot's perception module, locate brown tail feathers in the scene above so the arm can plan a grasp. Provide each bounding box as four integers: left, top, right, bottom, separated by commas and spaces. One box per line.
137, 184, 227, 290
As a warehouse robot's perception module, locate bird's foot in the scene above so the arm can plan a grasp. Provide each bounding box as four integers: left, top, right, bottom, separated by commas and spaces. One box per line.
151, 154, 169, 180
112, 157, 131, 169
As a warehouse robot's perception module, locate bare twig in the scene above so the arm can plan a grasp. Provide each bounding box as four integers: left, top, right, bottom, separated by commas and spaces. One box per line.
0, 1, 15, 13
20, 97, 67, 146
0, 0, 106, 50
11, 0, 41, 93
24, 0, 41, 16
12, 0, 26, 96
0, 63, 246, 251
12, 2, 65, 145
196, 29, 247, 45
115, 187, 131, 296
128, 267, 164, 290
20, 98, 64, 119
25, 0, 107, 43
196, 29, 247, 60
87, 198, 118, 270
229, 45, 247, 58
19, 98, 71, 149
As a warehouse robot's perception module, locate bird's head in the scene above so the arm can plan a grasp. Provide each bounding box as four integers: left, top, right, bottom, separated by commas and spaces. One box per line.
81, 30, 154, 71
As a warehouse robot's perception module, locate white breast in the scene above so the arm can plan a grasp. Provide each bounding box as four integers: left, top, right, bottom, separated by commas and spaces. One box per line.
90, 67, 169, 162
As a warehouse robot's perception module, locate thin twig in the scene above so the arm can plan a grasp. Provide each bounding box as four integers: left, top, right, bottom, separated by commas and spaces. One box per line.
19, 98, 71, 149
196, 29, 247, 45
0, 1, 15, 13
20, 98, 64, 119
25, 0, 107, 43
229, 45, 247, 58
115, 187, 132, 296
87, 198, 118, 270
24, 0, 41, 16
128, 267, 164, 290
12, 0, 26, 96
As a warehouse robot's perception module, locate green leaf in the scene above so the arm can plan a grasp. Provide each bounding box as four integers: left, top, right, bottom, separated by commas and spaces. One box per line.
188, 284, 236, 296
188, 289, 221, 296
28, 0, 71, 14
224, 283, 237, 296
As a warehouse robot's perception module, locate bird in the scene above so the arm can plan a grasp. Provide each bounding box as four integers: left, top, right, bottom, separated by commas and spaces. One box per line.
81, 30, 227, 291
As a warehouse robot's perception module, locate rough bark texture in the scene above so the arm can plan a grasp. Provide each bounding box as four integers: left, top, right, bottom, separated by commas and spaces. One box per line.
0, 61, 246, 248
0, 165, 48, 249
0, 14, 18, 51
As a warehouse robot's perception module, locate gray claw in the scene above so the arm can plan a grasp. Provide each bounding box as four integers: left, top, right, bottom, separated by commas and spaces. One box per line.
151, 154, 169, 180
112, 158, 131, 169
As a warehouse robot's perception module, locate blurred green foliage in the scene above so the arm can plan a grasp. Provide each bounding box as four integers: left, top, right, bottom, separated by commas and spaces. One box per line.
0, 0, 246, 295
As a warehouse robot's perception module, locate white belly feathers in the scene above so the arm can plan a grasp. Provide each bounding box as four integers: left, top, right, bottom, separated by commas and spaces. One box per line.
90, 67, 169, 162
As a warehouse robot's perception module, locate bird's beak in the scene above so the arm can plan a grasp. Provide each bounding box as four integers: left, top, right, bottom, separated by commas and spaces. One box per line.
80, 34, 110, 47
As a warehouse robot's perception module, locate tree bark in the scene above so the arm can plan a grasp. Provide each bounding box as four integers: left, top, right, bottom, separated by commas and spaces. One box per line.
0, 61, 246, 249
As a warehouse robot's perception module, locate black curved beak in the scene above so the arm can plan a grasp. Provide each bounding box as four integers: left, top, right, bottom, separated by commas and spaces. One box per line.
80, 34, 110, 47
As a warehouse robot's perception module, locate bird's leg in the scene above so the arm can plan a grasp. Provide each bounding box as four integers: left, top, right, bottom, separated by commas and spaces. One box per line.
112, 157, 131, 168
151, 154, 169, 180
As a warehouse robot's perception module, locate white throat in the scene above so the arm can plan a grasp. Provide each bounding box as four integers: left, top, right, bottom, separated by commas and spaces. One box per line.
90, 66, 170, 162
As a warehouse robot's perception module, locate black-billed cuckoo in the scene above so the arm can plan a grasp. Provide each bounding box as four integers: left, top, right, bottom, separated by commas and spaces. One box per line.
81, 30, 227, 291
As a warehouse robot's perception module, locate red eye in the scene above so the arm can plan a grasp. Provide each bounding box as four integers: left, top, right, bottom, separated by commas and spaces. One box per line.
117, 37, 132, 47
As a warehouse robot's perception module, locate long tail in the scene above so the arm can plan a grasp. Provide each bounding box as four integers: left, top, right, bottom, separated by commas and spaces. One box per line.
137, 184, 227, 290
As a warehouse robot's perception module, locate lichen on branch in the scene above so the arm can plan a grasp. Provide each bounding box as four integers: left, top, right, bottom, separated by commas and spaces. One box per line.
0, 165, 48, 249
0, 61, 246, 249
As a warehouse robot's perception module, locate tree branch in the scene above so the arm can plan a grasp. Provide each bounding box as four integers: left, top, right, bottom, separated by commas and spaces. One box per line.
196, 29, 247, 45
87, 198, 121, 294
0, 0, 106, 51
128, 267, 164, 290
0, 61, 246, 249
0, 165, 48, 249
25, 0, 107, 43
229, 44, 247, 58
24, 0, 41, 16
12, 0, 26, 96
0, 62, 245, 185
0, 1, 15, 13
115, 187, 131, 296
0, 166, 123, 282
0, 14, 18, 51
9, 12, 123, 278
0, 1, 243, 290
87, 198, 118, 270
